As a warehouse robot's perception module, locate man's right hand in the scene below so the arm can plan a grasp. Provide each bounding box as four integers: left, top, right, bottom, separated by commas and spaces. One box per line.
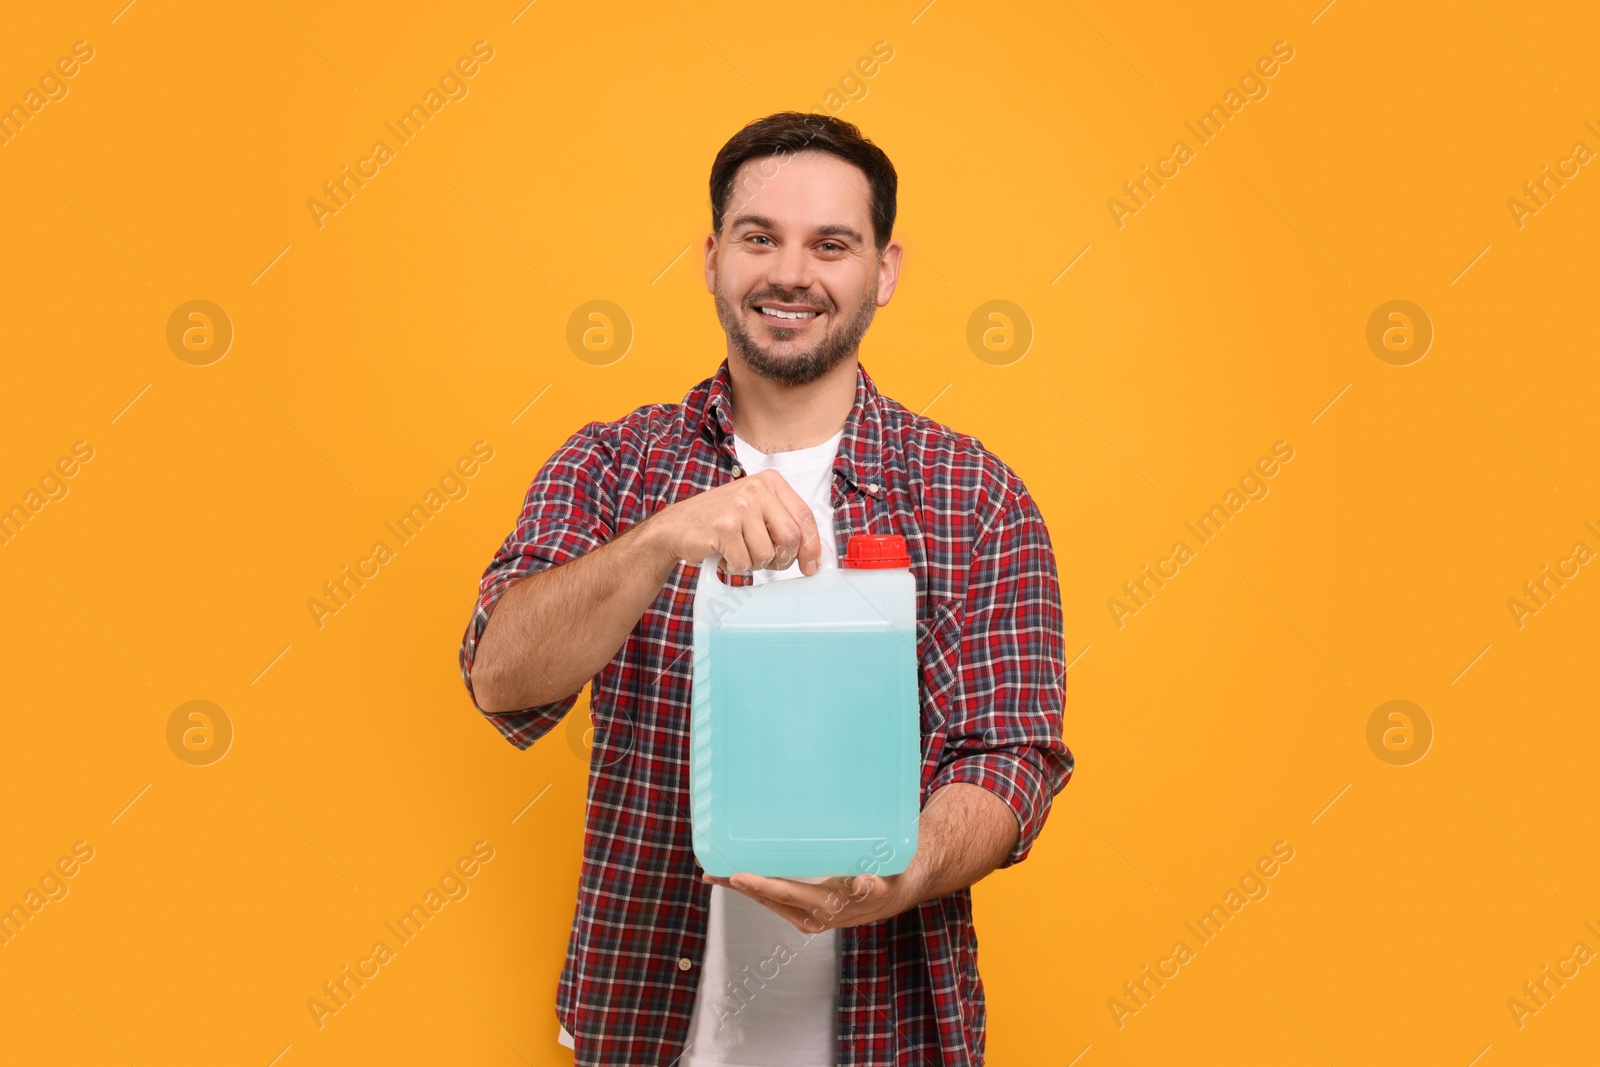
644, 468, 824, 576
471, 468, 824, 713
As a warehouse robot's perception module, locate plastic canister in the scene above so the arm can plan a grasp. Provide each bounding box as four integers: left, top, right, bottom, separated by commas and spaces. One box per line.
690, 534, 920, 877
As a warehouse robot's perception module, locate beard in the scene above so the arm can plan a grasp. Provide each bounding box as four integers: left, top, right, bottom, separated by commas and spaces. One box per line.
713, 279, 878, 387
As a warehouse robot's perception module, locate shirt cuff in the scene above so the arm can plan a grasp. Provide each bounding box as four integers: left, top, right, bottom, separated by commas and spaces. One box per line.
458, 569, 580, 750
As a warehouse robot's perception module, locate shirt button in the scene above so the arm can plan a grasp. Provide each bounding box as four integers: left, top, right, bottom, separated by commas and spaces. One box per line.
867, 482, 881, 493
677, 957, 693, 971
731, 464, 743, 477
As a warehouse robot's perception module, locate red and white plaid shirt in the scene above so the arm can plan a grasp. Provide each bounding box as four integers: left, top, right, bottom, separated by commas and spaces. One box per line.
459, 357, 1072, 1066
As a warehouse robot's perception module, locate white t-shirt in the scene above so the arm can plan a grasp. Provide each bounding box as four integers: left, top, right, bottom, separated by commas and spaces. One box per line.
562, 429, 846, 1065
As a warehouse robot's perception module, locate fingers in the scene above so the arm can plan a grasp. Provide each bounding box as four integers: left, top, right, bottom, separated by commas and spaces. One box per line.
707, 873, 837, 934
739, 502, 777, 572
730, 873, 854, 915
709, 486, 771, 572
706, 471, 823, 575
760, 519, 802, 571
759, 896, 824, 934
702, 872, 895, 933
757, 471, 823, 575
790, 506, 821, 575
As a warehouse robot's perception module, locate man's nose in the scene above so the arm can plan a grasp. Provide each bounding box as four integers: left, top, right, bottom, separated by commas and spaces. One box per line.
769, 240, 814, 292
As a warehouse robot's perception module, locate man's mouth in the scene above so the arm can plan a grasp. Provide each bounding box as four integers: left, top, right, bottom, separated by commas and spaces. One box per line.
753, 303, 824, 325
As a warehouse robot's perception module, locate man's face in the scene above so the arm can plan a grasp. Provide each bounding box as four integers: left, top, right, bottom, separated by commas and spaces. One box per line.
705, 150, 902, 386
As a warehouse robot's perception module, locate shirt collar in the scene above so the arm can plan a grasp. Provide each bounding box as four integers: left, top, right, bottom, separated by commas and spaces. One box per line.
692, 357, 885, 498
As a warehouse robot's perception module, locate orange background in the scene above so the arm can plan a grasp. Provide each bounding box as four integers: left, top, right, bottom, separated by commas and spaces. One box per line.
3, 1, 1597, 1064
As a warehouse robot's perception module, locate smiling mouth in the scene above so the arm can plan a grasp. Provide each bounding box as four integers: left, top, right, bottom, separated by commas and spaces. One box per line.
753, 303, 824, 325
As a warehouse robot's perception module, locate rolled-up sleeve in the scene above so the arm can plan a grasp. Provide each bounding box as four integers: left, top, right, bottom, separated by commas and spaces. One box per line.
458, 420, 616, 750
927, 479, 1073, 868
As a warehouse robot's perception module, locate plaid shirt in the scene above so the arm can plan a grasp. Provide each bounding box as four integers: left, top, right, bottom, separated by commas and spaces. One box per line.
459, 357, 1072, 1066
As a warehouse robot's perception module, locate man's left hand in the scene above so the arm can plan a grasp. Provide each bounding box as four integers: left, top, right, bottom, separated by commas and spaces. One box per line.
702, 870, 922, 933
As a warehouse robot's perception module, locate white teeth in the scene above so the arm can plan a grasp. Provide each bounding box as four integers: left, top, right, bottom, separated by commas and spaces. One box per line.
758, 307, 819, 320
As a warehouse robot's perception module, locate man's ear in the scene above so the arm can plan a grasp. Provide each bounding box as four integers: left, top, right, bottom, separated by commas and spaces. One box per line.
876, 238, 904, 307
703, 233, 719, 293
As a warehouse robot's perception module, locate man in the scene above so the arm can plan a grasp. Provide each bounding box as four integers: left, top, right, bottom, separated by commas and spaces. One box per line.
459, 111, 1072, 1066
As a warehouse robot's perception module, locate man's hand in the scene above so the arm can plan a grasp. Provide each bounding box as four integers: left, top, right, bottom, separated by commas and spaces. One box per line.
645, 467, 823, 575
701, 870, 921, 934
704, 783, 1022, 933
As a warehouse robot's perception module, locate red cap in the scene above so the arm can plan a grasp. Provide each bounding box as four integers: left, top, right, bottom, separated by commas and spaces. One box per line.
841, 533, 910, 569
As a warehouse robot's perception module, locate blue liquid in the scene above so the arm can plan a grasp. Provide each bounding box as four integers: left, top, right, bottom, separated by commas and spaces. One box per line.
693, 627, 919, 878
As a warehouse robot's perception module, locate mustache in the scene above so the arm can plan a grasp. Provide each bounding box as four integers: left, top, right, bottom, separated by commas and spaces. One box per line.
747, 291, 830, 313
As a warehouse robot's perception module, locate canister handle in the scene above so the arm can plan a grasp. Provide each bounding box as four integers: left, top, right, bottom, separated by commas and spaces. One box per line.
696, 548, 828, 595
698, 552, 726, 591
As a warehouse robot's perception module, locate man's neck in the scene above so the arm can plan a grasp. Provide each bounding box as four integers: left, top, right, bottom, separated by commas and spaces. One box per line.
726, 353, 858, 455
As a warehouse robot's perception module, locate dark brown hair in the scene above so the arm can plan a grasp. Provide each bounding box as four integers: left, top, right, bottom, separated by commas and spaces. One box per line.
709, 111, 898, 253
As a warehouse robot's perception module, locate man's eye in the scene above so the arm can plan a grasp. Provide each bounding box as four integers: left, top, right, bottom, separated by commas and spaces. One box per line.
819, 242, 843, 253
746, 235, 772, 245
